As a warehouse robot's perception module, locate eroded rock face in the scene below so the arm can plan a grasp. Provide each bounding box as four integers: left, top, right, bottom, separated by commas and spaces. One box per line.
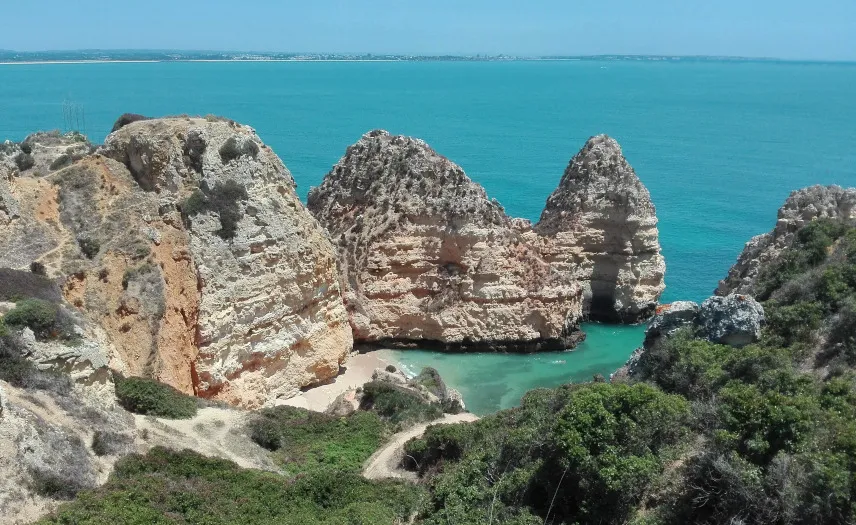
99, 117, 353, 407
718, 185, 856, 296
0, 118, 352, 408
309, 131, 664, 350
536, 135, 665, 322
308, 131, 585, 352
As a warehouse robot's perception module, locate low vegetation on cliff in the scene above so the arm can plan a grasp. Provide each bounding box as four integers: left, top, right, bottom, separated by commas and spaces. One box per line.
405, 217, 856, 525
38, 447, 424, 525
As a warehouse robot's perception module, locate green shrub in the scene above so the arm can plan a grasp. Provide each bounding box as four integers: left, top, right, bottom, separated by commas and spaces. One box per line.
3, 298, 76, 341
535, 383, 691, 524
113, 375, 198, 419
29, 261, 47, 276
111, 113, 150, 133
360, 380, 444, 425
0, 329, 72, 394
765, 300, 824, 346
121, 263, 157, 290
91, 431, 134, 457
77, 237, 100, 259
247, 406, 387, 475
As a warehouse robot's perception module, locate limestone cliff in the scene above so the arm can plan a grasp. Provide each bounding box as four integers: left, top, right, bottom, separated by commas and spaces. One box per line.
308, 131, 664, 350
0, 119, 352, 407
535, 135, 665, 322
717, 185, 856, 296
308, 131, 585, 351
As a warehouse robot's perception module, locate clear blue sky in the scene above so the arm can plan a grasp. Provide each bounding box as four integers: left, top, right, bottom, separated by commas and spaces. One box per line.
2, 0, 855, 61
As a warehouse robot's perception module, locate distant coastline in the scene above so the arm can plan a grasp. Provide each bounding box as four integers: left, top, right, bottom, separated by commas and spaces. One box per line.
1, 50, 849, 65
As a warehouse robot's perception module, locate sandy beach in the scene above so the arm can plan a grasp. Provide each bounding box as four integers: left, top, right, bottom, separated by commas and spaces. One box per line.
277, 351, 393, 412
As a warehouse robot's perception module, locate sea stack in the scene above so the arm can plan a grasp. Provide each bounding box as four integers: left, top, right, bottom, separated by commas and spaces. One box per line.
309, 130, 665, 350
0, 117, 353, 408
307, 130, 585, 351
536, 135, 666, 323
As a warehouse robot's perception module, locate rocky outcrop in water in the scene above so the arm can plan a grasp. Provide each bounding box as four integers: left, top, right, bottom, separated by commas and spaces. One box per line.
308, 131, 586, 352
535, 135, 665, 322
0, 118, 352, 408
308, 131, 664, 350
717, 185, 856, 296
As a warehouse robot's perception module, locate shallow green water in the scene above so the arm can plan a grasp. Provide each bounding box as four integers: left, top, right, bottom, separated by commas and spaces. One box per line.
378, 323, 646, 415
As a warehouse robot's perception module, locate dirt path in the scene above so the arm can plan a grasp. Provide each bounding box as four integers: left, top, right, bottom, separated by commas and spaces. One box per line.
363, 413, 479, 481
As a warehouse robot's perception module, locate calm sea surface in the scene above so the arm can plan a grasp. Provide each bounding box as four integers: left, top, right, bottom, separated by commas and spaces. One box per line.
2, 61, 854, 414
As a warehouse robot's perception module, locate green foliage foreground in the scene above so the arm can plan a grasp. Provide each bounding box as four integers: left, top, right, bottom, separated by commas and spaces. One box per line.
40, 447, 424, 525
113, 375, 198, 419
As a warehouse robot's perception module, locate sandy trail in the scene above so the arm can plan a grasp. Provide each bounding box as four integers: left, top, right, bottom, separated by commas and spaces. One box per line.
363, 413, 479, 482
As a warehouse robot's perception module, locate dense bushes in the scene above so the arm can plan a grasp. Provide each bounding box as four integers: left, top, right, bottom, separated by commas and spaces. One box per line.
113, 375, 198, 419
247, 406, 386, 475
39, 447, 424, 525
360, 380, 444, 425
407, 382, 690, 525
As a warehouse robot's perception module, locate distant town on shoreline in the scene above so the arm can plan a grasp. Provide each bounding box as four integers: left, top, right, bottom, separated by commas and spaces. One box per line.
0, 49, 833, 64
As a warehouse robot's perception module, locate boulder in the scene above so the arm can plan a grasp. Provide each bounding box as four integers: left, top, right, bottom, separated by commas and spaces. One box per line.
698, 294, 765, 347
644, 301, 700, 346
372, 367, 408, 385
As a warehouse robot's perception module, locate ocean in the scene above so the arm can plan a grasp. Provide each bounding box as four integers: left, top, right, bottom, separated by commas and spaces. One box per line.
1, 60, 854, 414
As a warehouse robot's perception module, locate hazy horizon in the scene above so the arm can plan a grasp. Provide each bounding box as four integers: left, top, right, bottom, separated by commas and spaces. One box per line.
1, 1, 855, 62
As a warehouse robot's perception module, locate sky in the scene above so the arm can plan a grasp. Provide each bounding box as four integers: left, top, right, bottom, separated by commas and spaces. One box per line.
1, 0, 855, 61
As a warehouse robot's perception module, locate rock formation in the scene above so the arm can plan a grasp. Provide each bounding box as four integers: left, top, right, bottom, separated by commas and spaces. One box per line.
0, 118, 353, 408
613, 294, 764, 380
698, 294, 765, 347
535, 135, 665, 322
308, 131, 585, 352
717, 185, 856, 296
309, 131, 664, 350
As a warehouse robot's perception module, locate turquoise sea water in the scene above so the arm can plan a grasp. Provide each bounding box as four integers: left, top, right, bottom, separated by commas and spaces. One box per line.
2, 61, 855, 413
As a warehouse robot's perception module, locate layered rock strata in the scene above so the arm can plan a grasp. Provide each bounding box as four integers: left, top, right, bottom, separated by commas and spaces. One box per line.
308, 131, 587, 352
309, 131, 664, 350
535, 135, 665, 322
0, 118, 352, 407
717, 185, 856, 296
